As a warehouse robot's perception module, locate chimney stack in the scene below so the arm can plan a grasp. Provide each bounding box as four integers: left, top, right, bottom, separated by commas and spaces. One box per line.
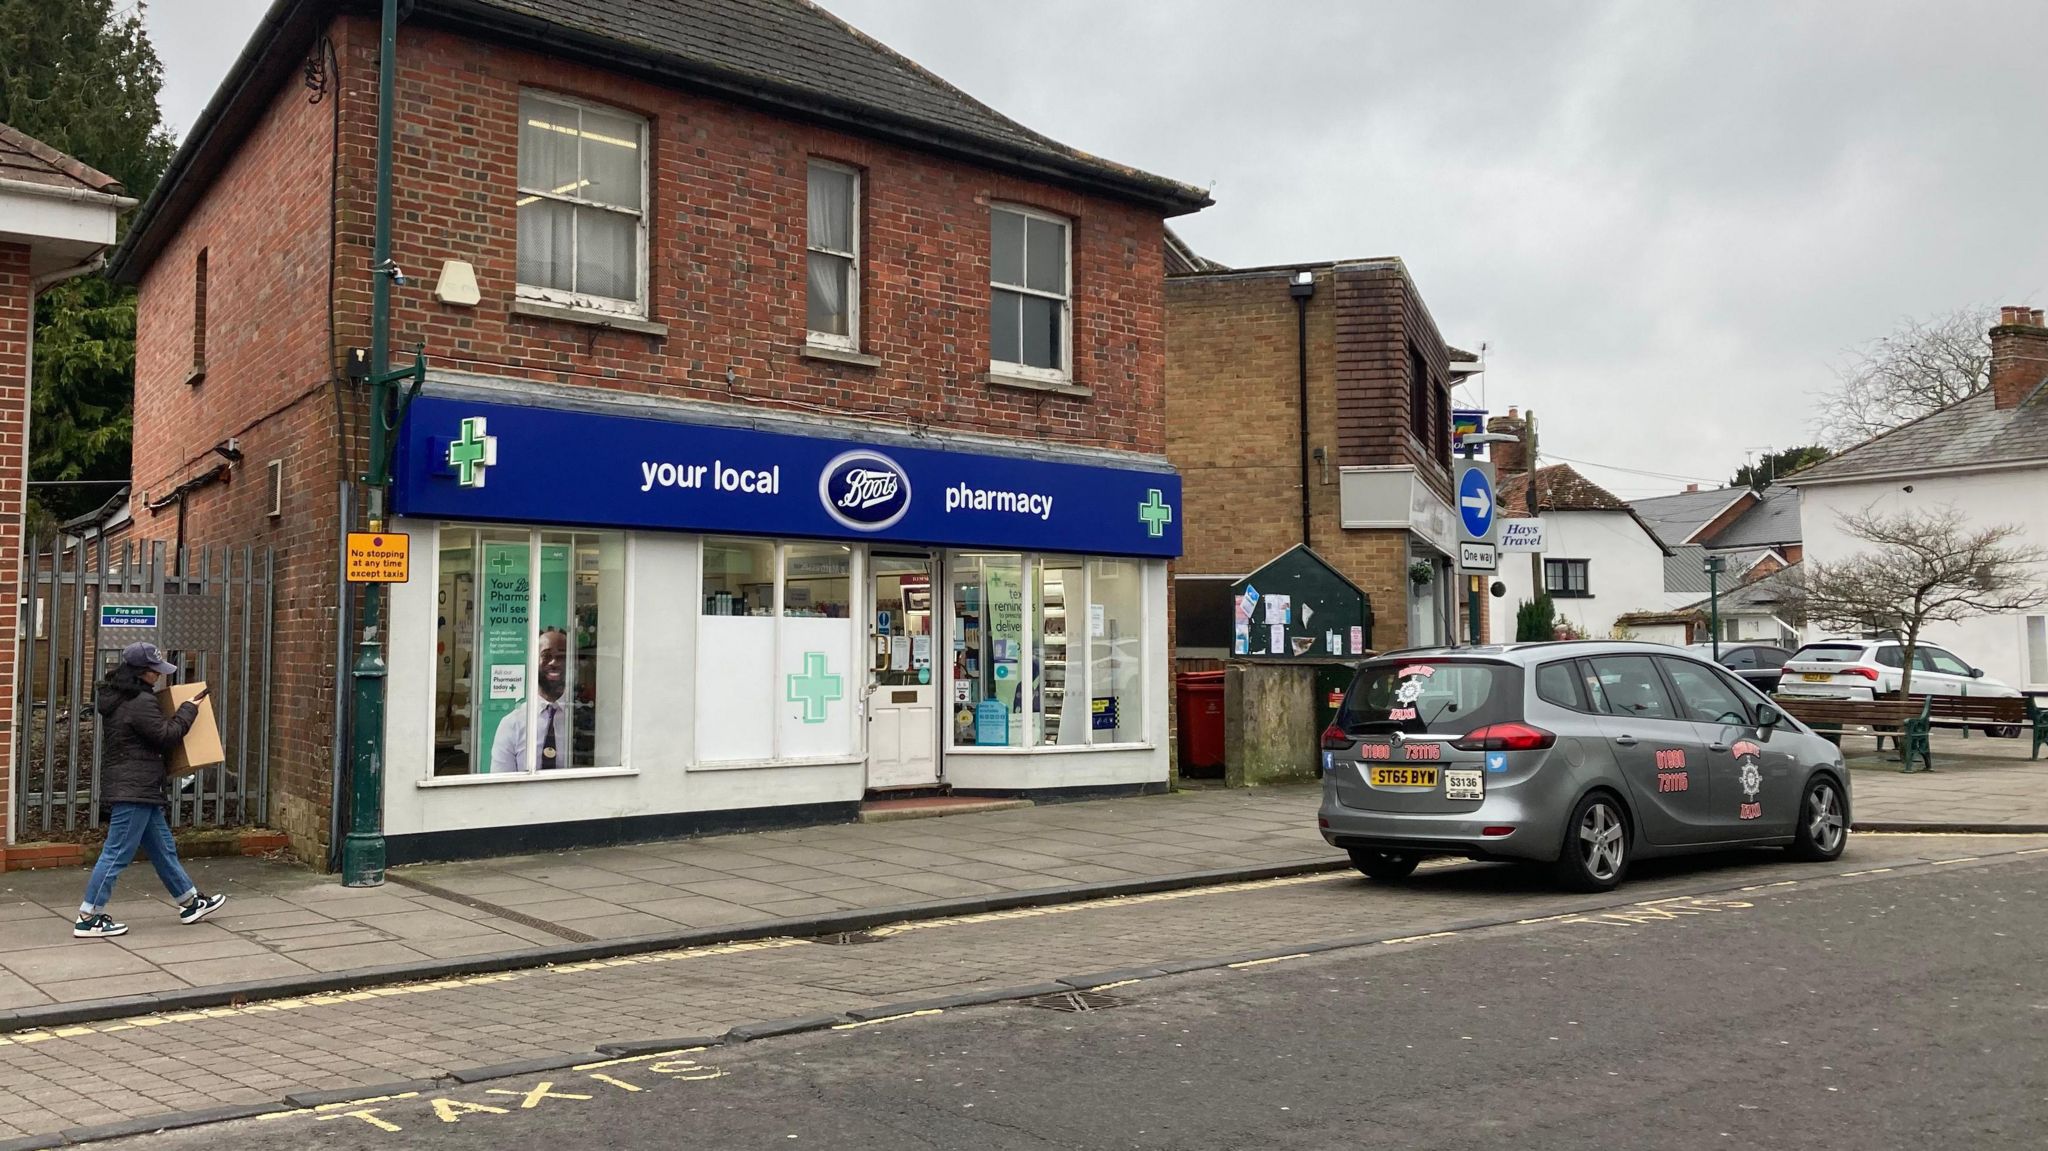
1685, 484, 1699, 493
1486, 408, 1528, 475
1990, 306, 2048, 410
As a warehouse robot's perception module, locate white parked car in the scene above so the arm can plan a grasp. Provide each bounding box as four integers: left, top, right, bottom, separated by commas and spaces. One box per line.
1777, 638, 2022, 715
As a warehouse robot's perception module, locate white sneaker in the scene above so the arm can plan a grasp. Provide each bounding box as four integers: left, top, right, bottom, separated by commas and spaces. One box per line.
74, 913, 128, 939
179, 893, 227, 925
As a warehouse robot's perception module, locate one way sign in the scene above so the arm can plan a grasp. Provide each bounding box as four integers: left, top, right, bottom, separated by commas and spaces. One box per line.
1457, 461, 1497, 547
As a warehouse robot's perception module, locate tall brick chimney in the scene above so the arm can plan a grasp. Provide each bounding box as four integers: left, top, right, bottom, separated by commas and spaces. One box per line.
1990, 306, 2048, 410
1487, 407, 1528, 474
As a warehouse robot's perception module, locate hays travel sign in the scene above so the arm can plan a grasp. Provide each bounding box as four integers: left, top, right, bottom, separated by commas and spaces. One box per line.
391, 396, 1183, 558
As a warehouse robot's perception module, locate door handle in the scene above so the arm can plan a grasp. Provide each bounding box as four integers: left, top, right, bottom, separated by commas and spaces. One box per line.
1614, 735, 1638, 747
1710, 743, 1730, 753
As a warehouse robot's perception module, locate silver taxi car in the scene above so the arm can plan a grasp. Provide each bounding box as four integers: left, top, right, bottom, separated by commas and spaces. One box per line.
1317, 641, 1850, 891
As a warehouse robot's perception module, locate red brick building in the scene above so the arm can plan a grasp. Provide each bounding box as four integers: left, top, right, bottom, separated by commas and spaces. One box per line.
110, 0, 1207, 866
0, 125, 133, 855
1166, 253, 1481, 664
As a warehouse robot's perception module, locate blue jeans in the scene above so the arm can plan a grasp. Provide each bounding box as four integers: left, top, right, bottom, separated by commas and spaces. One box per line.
81, 803, 196, 915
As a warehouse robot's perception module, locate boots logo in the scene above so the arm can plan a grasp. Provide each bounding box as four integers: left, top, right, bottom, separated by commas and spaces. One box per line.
819, 450, 912, 531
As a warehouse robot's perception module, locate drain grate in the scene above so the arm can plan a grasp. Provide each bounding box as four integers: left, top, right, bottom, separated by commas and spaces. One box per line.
812, 930, 888, 946
1023, 990, 1131, 1013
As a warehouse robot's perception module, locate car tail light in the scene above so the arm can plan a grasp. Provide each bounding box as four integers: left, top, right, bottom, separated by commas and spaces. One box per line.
1453, 723, 1556, 751
1482, 826, 1516, 838
1321, 724, 1351, 750
1847, 666, 1880, 681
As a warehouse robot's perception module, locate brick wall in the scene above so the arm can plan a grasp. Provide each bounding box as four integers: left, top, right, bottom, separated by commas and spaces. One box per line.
126, 15, 1178, 862
131, 23, 351, 862
0, 243, 27, 842
1166, 261, 1466, 654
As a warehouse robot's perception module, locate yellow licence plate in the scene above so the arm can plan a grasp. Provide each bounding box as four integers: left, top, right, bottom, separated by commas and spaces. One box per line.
1801, 673, 1833, 683
1369, 766, 1439, 788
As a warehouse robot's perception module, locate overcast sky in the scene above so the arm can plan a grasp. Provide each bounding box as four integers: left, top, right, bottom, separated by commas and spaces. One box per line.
147, 1, 2048, 497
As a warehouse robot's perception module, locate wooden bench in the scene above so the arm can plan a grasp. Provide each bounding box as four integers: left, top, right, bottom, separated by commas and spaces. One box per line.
1902, 694, 2036, 741
1771, 696, 1933, 773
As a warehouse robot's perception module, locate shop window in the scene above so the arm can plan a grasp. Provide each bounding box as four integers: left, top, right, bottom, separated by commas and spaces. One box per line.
950, 552, 1149, 748
1089, 557, 1146, 744
1037, 558, 1087, 746
516, 89, 647, 315
806, 161, 860, 348
990, 205, 1070, 379
433, 526, 625, 776
698, 537, 857, 763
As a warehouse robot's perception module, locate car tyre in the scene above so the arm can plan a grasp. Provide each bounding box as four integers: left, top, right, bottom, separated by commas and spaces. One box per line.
1347, 849, 1421, 881
1788, 775, 1848, 862
1552, 792, 1629, 892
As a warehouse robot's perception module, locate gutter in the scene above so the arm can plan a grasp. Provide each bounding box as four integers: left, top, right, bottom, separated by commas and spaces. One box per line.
1783, 457, 2048, 488
0, 177, 137, 211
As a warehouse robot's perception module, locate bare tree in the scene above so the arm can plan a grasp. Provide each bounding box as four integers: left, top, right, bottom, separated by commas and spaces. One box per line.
1818, 308, 1993, 448
1789, 506, 2048, 696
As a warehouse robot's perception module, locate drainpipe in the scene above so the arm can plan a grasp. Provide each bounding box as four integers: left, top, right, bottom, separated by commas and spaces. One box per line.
1289, 272, 1316, 550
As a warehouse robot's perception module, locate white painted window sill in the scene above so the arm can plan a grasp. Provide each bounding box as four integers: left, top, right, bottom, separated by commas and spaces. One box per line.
986, 370, 1090, 398
945, 742, 1154, 756
511, 297, 668, 338
416, 766, 638, 788
802, 343, 882, 368
688, 755, 865, 773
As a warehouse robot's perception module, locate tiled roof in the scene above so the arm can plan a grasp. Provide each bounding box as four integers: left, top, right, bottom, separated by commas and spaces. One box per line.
1630, 485, 1749, 545
1497, 464, 1630, 514
1706, 485, 1801, 548
1446, 345, 1480, 362
114, 0, 1209, 281
0, 123, 123, 196
1788, 388, 2048, 483
1677, 563, 1800, 614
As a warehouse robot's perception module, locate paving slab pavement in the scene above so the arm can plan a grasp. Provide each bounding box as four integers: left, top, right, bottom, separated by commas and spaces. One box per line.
0, 744, 2041, 1029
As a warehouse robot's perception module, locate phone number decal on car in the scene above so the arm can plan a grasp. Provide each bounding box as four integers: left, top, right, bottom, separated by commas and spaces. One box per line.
1404, 742, 1441, 761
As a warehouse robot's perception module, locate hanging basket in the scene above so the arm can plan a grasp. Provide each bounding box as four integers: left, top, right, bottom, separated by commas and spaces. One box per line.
1408, 560, 1435, 587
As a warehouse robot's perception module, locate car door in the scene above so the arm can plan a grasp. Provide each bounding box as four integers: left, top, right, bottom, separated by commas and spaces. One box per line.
1657, 655, 1797, 837
1719, 646, 1760, 689
1751, 647, 1791, 694
1917, 647, 1973, 696
1582, 654, 1717, 845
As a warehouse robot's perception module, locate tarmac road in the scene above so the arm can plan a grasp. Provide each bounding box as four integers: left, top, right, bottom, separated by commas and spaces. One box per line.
126, 845, 2048, 1151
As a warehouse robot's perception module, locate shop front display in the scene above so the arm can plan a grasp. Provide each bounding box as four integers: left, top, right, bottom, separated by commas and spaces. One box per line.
380, 387, 1180, 857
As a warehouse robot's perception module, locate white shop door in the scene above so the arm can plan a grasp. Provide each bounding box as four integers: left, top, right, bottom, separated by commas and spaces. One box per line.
867, 552, 940, 789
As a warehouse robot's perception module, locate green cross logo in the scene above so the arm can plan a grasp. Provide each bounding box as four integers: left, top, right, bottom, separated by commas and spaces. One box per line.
489, 551, 517, 576
785, 652, 844, 724
447, 416, 498, 488
1138, 488, 1174, 538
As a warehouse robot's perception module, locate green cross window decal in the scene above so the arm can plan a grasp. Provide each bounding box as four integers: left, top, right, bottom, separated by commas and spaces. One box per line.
447, 416, 498, 488
786, 652, 844, 724
1138, 488, 1174, 538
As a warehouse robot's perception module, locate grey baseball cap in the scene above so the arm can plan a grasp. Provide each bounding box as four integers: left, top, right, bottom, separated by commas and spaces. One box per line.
121, 643, 178, 677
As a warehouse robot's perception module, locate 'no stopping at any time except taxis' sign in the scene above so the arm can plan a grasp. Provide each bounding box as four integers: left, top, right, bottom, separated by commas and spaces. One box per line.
346, 532, 411, 583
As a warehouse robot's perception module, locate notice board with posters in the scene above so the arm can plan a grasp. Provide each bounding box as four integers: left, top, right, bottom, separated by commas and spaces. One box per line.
1228, 545, 1373, 660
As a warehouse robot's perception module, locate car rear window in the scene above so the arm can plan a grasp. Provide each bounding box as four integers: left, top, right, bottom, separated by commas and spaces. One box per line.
1534, 661, 1586, 710
1792, 644, 1865, 664
1338, 660, 1523, 734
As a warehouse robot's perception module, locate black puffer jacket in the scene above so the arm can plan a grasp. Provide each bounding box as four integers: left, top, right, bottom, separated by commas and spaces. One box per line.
96, 668, 197, 807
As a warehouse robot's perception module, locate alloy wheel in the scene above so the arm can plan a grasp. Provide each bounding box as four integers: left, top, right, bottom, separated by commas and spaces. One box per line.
1578, 801, 1626, 882
1807, 782, 1846, 855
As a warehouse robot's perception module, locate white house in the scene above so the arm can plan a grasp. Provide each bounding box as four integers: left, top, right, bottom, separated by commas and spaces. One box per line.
1785, 306, 2048, 693
1487, 464, 1674, 643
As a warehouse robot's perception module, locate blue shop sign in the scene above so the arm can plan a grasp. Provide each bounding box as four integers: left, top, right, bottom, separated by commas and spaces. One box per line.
392, 397, 1183, 557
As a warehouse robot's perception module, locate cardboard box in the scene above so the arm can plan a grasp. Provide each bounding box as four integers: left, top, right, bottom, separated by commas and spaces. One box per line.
159, 681, 225, 777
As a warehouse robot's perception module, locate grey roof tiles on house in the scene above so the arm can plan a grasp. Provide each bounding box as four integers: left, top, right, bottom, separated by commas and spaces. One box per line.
1787, 388, 2048, 483
1705, 485, 1802, 548
1677, 563, 1800, 615
1630, 486, 1749, 546
0, 123, 123, 195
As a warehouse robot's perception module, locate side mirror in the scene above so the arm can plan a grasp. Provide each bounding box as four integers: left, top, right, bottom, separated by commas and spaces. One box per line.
1756, 705, 1782, 729
1970, 668, 1986, 679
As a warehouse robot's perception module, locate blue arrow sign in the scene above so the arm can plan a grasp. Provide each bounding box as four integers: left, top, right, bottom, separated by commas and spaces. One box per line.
1458, 465, 1495, 540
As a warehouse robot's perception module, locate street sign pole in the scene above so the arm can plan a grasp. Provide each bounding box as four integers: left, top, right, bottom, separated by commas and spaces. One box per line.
1454, 455, 1499, 648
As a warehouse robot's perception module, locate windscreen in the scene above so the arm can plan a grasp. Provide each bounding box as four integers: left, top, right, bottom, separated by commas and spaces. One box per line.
1338, 660, 1523, 735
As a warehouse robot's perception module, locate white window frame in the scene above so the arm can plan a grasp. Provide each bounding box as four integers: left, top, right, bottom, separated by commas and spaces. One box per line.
943, 550, 1150, 752
988, 204, 1073, 384
805, 160, 861, 351
515, 88, 650, 318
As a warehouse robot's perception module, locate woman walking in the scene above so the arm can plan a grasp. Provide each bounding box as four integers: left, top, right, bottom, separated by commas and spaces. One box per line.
74, 643, 228, 939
